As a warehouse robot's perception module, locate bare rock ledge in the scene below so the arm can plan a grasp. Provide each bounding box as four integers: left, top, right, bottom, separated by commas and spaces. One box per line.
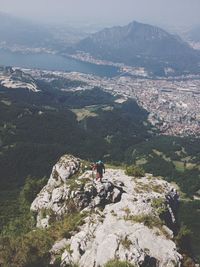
31, 154, 182, 267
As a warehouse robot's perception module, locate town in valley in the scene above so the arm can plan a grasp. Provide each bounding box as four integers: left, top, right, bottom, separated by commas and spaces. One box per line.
1, 64, 199, 137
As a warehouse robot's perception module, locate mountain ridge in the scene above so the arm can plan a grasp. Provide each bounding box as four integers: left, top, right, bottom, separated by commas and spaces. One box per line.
74, 21, 200, 75
31, 154, 182, 267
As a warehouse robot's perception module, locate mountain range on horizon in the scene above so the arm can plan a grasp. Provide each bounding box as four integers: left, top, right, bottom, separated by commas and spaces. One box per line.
0, 12, 200, 76
73, 20, 200, 75
0, 12, 200, 266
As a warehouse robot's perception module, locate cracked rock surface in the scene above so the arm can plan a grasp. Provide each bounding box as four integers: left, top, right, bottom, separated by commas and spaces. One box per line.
31, 155, 182, 267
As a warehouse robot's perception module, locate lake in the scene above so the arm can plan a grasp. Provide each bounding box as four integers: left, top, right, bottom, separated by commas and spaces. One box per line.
0, 49, 120, 77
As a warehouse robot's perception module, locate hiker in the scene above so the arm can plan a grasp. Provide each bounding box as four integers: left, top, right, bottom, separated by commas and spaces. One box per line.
93, 160, 105, 182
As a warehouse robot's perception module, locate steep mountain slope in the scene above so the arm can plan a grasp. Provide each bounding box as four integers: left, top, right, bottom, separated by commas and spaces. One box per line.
0, 83, 152, 232
75, 21, 200, 75
31, 155, 181, 267
0, 69, 199, 264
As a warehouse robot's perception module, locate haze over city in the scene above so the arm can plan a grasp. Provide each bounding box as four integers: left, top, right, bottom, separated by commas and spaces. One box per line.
0, 0, 200, 28
1, 0, 200, 265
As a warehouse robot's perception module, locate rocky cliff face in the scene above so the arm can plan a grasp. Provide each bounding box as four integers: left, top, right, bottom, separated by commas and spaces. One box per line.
31, 154, 182, 267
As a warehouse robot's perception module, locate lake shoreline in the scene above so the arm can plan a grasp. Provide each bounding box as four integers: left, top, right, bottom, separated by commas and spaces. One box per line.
0, 48, 120, 77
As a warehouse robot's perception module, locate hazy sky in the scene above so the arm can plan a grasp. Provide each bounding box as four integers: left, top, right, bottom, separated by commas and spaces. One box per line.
0, 0, 200, 27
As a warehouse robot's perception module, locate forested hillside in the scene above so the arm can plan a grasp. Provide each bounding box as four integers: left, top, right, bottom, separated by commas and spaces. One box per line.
0, 82, 200, 262
0, 85, 151, 230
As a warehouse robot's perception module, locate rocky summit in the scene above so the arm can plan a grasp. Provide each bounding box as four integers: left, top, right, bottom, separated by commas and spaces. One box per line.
31, 154, 182, 267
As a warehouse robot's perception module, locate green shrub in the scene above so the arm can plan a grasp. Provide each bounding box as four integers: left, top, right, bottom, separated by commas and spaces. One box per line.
175, 225, 192, 253
121, 236, 132, 250
127, 214, 162, 228
1, 176, 47, 237
125, 165, 145, 177
54, 256, 62, 267
134, 181, 164, 194
48, 212, 87, 240
104, 259, 135, 267
151, 198, 167, 215
80, 160, 92, 172
0, 211, 87, 267
19, 176, 48, 205
151, 198, 165, 208
0, 229, 53, 267
124, 213, 170, 237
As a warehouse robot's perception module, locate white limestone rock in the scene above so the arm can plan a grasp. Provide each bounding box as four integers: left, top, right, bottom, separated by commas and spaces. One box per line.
47, 154, 81, 188
50, 238, 69, 265
58, 169, 181, 267
37, 214, 50, 229
30, 154, 81, 226
31, 155, 181, 266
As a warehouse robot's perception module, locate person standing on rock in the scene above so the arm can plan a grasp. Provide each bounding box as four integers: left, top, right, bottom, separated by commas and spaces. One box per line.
93, 160, 105, 182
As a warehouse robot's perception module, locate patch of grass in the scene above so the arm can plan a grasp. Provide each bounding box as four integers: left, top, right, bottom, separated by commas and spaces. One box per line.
151, 198, 167, 215
105, 163, 126, 170
0, 228, 54, 267
175, 225, 192, 253
39, 208, 55, 220
125, 165, 145, 177
66, 176, 91, 192
0, 209, 88, 267
134, 181, 164, 194
135, 157, 148, 166
151, 184, 165, 194
71, 107, 98, 121
125, 213, 169, 238
48, 212, 87, 240
152, 149, 171, 162
173, 161, 185, 172
65, 159, 93, 191
80, 160, 92, 172
173, 160, 199, 173
121, 236, 132, 250
122, 207, 131, 220
54, 256, 62, 267
65, 243, 73, 255
151, 197, 165, 208
126, 214, 161, 228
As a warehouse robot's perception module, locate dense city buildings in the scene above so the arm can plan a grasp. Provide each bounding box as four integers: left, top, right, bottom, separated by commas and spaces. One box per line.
1, 66, 200, 137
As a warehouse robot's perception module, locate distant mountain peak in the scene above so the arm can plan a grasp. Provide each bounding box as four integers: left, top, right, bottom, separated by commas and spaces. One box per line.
74, 20, 200, 76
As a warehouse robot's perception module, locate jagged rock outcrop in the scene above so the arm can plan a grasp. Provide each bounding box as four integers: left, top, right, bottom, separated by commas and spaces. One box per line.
31, 154, 81, 227
31, 154, 182, 267
31, 155, 124, 228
